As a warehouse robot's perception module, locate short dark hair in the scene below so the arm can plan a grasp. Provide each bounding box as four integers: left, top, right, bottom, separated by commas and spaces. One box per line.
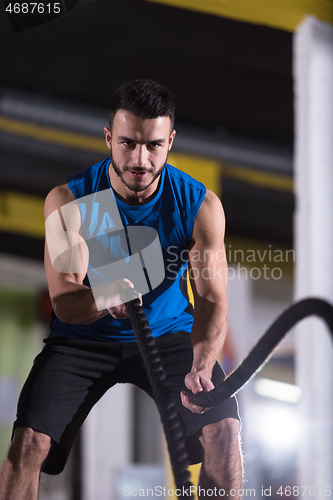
109, 79, 175, 131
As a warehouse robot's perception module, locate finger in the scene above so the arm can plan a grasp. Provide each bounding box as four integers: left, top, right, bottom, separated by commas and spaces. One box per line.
110, 313, 128, 319
122, 278, 134, 288
199, 378, 215, 392
184, 374, 204, 394
119, 280, 143, 305
180, 391, 207, 414
108, 307, 129, 319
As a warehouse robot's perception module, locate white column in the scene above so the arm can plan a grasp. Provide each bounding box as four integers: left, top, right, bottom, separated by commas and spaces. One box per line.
82, 384, 133, 500
226, 267, 258, 490
293, 16, 333, 494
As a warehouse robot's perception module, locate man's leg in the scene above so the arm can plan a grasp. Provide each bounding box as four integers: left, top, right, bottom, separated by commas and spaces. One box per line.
198, 418, 243, 499
0, 427, 51, 500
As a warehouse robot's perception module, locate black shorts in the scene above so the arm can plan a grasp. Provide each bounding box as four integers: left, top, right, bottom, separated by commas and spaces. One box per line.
13, 331, 240, 475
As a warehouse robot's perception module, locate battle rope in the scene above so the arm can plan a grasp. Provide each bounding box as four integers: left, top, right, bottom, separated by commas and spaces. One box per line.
185, 298, 333, 407
121, 288, 194, 498
122, 293, 333, 493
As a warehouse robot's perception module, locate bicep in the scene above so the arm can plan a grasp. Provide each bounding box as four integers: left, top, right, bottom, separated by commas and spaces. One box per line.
189, 190, 228, 304
44, 184, 88, 301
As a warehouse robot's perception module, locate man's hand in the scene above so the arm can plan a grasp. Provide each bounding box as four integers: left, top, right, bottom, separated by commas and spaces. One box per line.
106, 279, 142, 319
180, 370, 214, 414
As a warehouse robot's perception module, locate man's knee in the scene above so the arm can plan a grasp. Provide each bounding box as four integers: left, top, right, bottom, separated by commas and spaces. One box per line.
8, 427, 51, 470
200, 418, 241, 449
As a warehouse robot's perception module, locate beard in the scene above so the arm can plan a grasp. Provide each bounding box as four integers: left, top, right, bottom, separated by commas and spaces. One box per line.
110, 151, 168, 193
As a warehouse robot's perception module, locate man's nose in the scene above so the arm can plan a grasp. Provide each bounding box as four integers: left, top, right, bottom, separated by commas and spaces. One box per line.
132, 145, 148, 167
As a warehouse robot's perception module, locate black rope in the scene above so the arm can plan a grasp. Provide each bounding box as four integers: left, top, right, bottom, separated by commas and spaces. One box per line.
122, 293, 333, 493
121, 288, 194, 499
185, 298, 333, 407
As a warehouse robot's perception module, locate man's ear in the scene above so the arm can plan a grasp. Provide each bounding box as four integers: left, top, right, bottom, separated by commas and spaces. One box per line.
169, 129, 176, 151
104, 127, 112, 149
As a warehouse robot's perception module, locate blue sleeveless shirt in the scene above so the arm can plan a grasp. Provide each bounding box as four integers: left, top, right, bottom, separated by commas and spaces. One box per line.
49, 158, 206, 342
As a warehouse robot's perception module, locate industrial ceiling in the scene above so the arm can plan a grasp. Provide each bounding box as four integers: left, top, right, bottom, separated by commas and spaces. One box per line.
0, 0, 298, 258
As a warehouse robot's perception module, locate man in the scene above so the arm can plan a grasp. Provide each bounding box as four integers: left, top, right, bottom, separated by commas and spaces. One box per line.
0, 79, 242, 499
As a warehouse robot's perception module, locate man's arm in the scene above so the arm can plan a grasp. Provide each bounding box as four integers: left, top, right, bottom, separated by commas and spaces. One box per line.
44, 182, 136, 324
181, 189, 228, 413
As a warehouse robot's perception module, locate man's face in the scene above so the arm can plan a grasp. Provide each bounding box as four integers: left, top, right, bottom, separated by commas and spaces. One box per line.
104, 110, 175, 200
